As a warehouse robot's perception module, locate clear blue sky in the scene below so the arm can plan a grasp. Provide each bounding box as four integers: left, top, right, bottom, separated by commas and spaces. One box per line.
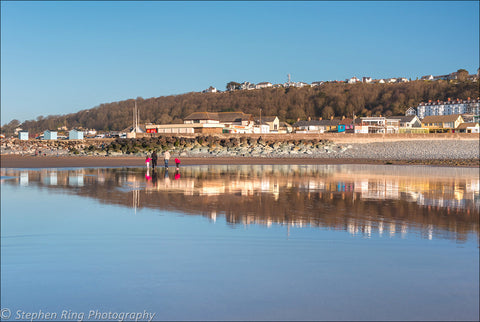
1, 1, 479, 125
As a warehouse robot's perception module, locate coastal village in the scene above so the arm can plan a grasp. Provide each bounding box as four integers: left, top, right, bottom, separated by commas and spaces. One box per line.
11, 97, 480, 141
5, 69, 480, 141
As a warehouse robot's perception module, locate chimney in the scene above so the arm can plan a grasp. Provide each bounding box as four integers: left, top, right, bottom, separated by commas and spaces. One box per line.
342, 115, 345, 120
428, 100, 432, 103
319, 117, 322, 120
297, 118, 300, 122
330, 116, 334, 120
468, 97, 470, 100
448, 98, 451, 101
308, 116, 311, 121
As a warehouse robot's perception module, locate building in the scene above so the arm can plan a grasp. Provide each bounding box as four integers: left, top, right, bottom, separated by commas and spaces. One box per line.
19, 131, 29, 140
254, 116, 280, 132
421, 75, 434, 81
354, 117, 392, 134
255, 82, 273, 89
387, 115, 425, 133
339, 118, 354, 132
421, 114, 464, 133
362, 77, 373, 83
69, 129, 84, 140
387, 115, 421, 128
456, 122, 480, 133
412, 98, 479, 119
293, 119, 340, 133
311, 81, 324, 86
43, 130, 58, 140
347, 76, 360, 84
202, 86, 218, 93
183, 111, 254, 133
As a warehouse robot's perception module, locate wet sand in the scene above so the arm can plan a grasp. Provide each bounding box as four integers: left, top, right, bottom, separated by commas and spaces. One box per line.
1, 155, 478, 168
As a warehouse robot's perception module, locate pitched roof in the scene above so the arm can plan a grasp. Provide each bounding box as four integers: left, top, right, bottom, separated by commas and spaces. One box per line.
217, 112, 252, 122
386, 115, 418, 123
184, 112, 219, 120
254, 116, 278, 123
457, 122, 479, 129
421, 114, 464, 123
339, 118, 353, 125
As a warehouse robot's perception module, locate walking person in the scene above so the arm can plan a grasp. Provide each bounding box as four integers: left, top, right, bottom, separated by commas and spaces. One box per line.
145, 155, 151, 168
163, 150, 170, 168
151, 151, 158, 169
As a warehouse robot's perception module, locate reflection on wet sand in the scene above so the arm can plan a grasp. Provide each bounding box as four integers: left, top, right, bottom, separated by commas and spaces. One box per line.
2, 165, 479, 243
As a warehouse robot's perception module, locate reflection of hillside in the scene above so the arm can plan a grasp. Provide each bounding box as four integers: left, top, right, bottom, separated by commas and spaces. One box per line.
2, 165, 479, 243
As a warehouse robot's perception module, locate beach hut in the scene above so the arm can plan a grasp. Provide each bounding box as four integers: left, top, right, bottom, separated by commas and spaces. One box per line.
19, 131, 29, 140
69, 129, 84, 140
44, 130, 58, 140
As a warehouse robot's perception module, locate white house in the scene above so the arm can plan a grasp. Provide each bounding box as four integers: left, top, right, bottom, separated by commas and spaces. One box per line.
354, 117, 387, 134
255, 82, 273, 89
387, 115, 422, 128
202, 86, 218, 93
311, 81, 324, 86
421, 75, 434, 81
397, 77, 409, 83
19, 131, 29, 140
69, 129, 84, 140
347, 76, 360, 84
44, 130, 57, 140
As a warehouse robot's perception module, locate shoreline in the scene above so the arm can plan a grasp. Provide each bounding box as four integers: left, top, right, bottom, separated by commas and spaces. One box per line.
1, 155, 478, 168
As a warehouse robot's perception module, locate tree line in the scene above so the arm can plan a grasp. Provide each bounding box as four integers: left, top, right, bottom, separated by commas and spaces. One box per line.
2, 79, 478, 136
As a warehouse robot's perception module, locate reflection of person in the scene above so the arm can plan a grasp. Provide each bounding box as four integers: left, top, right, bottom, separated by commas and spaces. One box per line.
175, 158, 181, 169
174, 169, 181, 180
152, 169, 158, 186
151, 151, 158, 169
145, 168, 152, 181
164, 169, 170, 186
164, 150, 170, 168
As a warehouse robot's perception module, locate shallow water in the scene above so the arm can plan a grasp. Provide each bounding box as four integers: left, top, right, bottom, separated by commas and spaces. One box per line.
1, 164, 479, 321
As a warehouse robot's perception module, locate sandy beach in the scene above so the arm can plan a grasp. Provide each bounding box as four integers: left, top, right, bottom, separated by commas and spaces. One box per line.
1, 154, 478, 168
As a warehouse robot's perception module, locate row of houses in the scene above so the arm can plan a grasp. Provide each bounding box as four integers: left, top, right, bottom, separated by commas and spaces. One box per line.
144, 112, 479, 135
420, 69, 479, 82
406, 97, 480, 120
202, 76, 410, 93
202, 69, 479, 93
293, 114, 479, 134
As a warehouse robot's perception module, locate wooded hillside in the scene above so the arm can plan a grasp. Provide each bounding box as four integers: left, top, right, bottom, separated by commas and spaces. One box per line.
5, 80, 479, 135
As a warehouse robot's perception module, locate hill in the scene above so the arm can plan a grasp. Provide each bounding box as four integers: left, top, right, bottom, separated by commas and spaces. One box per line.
4, 80, 479, 135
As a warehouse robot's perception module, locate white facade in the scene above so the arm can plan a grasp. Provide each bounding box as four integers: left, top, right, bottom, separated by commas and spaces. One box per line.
362, 77, 372, 83
256, 82, 273, 89
415, 99, 480, 119
347, 76, 360, 84
44, 130, 57, 140
69, 129, 84, 140
19, 131, 29, 140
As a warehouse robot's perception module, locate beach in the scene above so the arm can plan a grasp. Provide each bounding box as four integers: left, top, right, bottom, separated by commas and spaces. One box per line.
1, 134, 479, 168
1, 154, 478, 168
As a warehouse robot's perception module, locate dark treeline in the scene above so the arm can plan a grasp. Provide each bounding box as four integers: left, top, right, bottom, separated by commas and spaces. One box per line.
6, 80, 479, 135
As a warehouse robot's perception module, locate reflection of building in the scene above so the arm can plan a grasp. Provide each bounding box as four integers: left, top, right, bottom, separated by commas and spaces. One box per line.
2, 165, 478, 243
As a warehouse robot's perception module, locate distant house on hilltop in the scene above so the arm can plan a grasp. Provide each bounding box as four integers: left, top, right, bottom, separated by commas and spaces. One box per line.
202, 86, 218, 93
255, 82, 273, 89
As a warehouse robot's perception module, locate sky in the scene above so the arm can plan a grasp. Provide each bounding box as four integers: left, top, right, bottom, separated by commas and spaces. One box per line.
1, 1, 479, 125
